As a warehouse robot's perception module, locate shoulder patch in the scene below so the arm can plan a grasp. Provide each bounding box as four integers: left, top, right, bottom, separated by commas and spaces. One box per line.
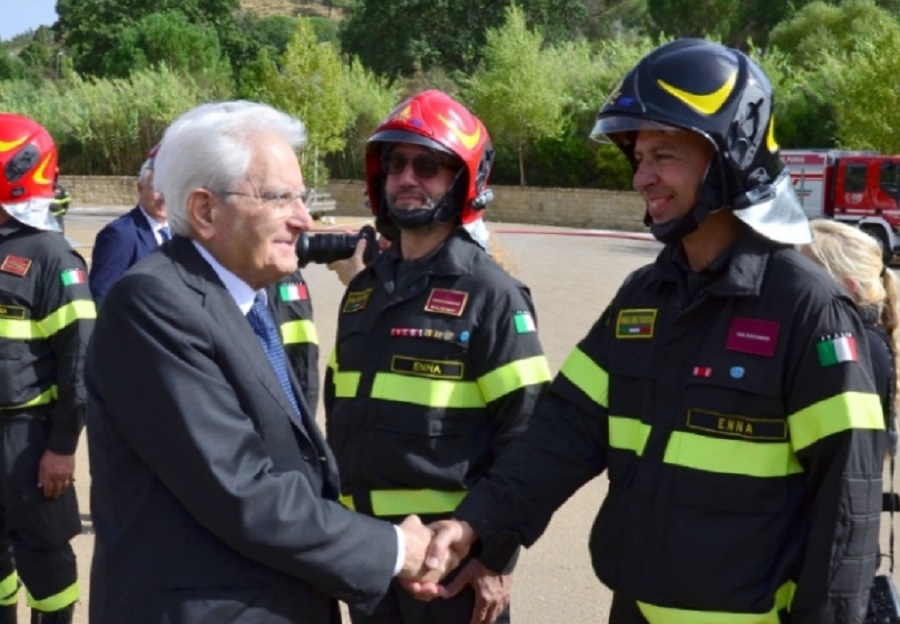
513, 311, 536, 334
616, 308, 656, 339
816, 333, 857, 367
343, 289, 372, 313
0, 254, 31, 277
279, 282, 308, 302
60, 268, 86, 286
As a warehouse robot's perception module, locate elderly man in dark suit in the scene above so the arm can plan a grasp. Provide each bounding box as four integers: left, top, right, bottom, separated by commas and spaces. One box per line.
85, 101, 450, 624
88, 151, 169, 304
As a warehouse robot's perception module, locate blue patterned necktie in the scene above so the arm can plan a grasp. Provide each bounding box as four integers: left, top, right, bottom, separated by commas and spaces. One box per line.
159, 226, 171, 242
246, 294, 302, 419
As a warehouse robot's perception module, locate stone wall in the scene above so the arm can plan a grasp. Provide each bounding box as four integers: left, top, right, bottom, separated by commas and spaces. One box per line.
60, 175, 647, 232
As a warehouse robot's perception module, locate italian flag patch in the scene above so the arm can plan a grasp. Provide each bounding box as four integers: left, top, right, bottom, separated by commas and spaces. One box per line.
60, 268, 86, 286
817, 333, 858, 367
513, 311, 536, 334
279, 282, 308, 302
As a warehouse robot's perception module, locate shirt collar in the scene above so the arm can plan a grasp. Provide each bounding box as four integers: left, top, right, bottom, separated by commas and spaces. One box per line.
190, 241, 262, 314
138, 204, 168, 230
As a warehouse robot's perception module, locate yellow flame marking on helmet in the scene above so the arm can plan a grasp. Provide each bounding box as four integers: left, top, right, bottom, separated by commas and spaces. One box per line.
32, 154, 53, 185
0, 137, 27, 153
766, 116, 778, 153
437, 113, 481, 150
657, 71, 737, 116
391, 104, 412, 121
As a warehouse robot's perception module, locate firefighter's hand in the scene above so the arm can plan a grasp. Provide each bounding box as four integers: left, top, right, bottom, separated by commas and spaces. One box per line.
401, 519, 477, 600
397, 515, 461, 584
37, 450, 76, 499
327, 238, 367, 286
445, 559, 511, 624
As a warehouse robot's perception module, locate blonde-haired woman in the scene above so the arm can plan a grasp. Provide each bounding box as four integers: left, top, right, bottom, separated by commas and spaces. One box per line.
803, 219, 900, 453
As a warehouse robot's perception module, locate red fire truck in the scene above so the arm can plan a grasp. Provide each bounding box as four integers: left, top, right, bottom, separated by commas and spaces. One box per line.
782, 149, 900, 262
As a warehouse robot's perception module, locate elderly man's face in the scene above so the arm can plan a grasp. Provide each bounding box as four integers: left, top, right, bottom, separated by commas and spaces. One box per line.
204, 133, 311, 289
138, 168, 166, 222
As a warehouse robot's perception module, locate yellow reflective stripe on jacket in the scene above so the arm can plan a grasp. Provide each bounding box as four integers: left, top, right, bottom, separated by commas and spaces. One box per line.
371, 373, 485, 408
789, 391, 884, 452
329, 350, 361, 398
280, 319, 319, 346
609, 415, 650, 455
0, 386, 57, 411
559, 347, 609, 408
0, 300, 95, 340
637, 580, 796, 624
339, 489, 466, 516
0, 570, 17, 605
664, 432, 803, 478
478, 355, 551, 403
26, 579, 79, 612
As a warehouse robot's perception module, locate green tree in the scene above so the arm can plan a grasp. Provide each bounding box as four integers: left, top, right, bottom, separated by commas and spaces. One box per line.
101, 10, 232, 94
328, 57, 400, 180
55, 0, 239, 77
0, 43, 27, 80
465, 5, 565, 186
340, 0, 587, 79
647, 0, 738, 41
822, 28, 900, 152
240, 19, 350, 188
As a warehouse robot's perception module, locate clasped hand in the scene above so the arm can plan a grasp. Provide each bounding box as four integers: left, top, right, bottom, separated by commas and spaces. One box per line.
399, 518, 511, 624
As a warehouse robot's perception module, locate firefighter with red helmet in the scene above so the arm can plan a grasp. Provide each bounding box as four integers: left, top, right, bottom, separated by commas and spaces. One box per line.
324, 90, 551, 624
419, 40, 886, 623
0, 113, 94, 623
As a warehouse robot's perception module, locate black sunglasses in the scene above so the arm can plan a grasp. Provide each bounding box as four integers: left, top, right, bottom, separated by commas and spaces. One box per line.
382, 150, 458, 179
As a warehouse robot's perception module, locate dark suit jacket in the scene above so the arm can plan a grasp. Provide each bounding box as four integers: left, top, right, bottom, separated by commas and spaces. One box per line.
85, 236, 396, 624
89, 204, 159, 304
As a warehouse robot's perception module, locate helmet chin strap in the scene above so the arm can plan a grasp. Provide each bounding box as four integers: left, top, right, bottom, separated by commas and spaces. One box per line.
647, 161, 724, 245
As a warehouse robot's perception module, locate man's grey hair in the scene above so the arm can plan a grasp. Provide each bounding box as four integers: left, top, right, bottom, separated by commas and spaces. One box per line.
153, 101, 307, 236
138, 159, 154, 185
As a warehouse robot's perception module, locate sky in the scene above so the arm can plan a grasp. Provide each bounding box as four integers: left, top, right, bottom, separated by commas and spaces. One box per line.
2, 0, 58, 41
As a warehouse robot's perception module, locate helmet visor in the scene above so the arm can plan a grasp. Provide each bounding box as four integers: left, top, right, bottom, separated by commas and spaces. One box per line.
590, 116, 692, 145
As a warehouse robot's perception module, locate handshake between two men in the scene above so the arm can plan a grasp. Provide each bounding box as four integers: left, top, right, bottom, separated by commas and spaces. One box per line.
398, 516, 510, 624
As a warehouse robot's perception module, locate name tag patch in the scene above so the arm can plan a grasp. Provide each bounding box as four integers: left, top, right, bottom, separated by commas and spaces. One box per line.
391, 355, 464, 379
687, 408, 788, 441
343, 289, 372, 313
616, 308, 656, 339
0, 304, 26, 320
725, 317, 779, 357
0, 255, 31, 277
424, 289, 468, 316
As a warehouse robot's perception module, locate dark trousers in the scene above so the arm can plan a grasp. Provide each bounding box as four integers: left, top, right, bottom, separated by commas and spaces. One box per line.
0, 416, 81, 603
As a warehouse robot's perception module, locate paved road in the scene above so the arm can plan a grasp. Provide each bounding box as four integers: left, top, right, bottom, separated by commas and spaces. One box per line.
48, 210, 898, 623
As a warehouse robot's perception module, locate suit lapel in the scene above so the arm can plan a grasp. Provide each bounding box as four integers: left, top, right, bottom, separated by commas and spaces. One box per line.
131, 206, 158, 254
169, 239, 318, 447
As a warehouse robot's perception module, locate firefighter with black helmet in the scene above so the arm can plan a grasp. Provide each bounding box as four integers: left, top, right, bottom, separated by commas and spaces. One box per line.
418, 39, 886, 623
324, 90, 551, 624
0, 113, 94, 623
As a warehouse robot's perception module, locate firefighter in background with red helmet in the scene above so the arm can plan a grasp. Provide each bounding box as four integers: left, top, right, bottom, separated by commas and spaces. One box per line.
0, 113, 94, 623
419, 39, 886, 623
324, 90, 551, 624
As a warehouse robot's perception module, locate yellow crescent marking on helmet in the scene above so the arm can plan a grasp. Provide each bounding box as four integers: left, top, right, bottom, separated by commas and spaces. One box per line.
766, 116, 778, 153
657, 71, 737, 116
0, 137, 27, 153
33, 154, 53, 185
437, 113, 481, 150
